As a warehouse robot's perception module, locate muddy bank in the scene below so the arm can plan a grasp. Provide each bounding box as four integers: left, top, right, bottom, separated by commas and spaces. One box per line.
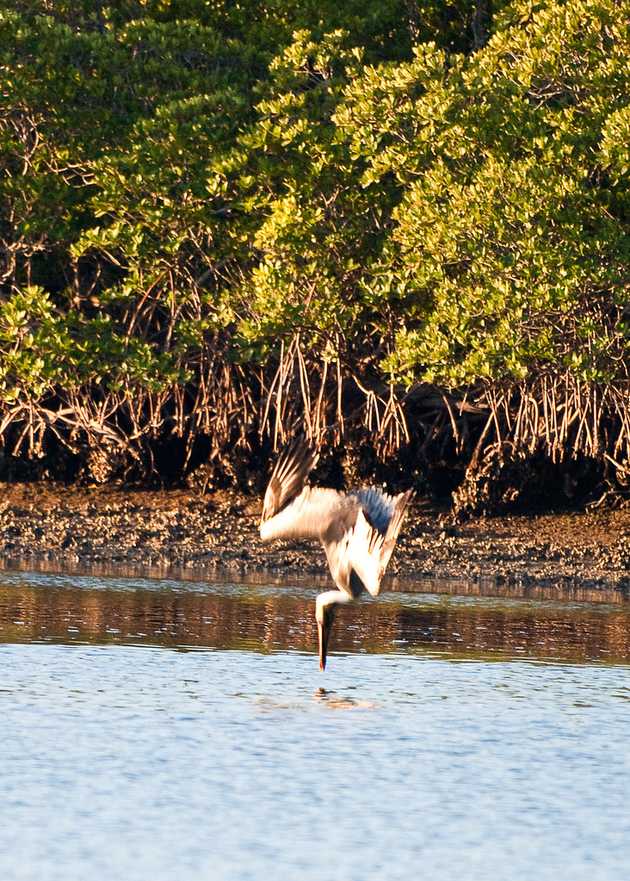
0, 482, 629, 590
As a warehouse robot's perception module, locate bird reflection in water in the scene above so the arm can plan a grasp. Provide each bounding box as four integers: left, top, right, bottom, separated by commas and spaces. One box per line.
312, 687, 377, 710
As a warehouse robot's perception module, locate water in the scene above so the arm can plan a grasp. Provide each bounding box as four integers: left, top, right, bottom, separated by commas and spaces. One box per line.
1, 571, 630, 881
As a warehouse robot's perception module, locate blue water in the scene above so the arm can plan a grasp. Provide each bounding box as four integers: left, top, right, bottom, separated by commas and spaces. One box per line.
1, 572, 629, 880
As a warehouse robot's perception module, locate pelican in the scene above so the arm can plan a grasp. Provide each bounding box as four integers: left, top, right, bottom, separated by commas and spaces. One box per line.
259, 438, 414, 670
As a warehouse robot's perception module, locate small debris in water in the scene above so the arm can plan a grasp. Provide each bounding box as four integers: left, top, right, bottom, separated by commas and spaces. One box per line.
313, 689, 378, 710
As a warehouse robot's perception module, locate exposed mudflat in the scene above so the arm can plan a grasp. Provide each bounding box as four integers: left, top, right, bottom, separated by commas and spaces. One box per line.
0, 482, 629, 590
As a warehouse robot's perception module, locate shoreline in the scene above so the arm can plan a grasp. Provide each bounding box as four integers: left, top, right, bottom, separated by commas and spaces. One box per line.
0, 482, 629, 592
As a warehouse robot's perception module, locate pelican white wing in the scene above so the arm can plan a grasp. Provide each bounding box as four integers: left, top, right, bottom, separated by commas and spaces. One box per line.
349, 488, 414, 596
259, 439, 346, 542
261, 438, 318, 524
321, 488, 414, 598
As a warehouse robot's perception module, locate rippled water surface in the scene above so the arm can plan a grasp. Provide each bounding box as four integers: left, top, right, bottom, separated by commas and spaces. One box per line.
1, 570, 630, 881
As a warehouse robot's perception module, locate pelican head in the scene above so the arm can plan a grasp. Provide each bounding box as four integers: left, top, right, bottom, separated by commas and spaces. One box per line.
315, 591, 347, 671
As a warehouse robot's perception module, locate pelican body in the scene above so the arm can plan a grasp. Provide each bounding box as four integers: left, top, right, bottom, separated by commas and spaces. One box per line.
259, 439, 413, 670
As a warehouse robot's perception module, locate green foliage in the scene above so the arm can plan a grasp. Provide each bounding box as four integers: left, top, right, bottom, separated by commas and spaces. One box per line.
352, 0, 630, 388
1, 0, 629, 492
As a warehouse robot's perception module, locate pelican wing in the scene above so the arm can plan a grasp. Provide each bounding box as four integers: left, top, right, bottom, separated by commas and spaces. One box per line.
260, 437, 344, 542
378, 489, 414, 578
353, 487, 397, 533
320, 503, 361, 596
321, 502, 390, 598
348, 489, 414, 596
260, 442, 413, 594
261, 438, 319, 524
261, 486, 345, 542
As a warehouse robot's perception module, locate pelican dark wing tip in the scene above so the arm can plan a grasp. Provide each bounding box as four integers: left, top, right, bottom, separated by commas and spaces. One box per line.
260, 435, 319, 524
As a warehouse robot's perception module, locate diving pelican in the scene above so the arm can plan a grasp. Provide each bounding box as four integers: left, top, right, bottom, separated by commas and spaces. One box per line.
259, 439, 414, 670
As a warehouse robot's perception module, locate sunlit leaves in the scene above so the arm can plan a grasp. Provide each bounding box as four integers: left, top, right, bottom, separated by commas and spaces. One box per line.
0, 0, 628, 475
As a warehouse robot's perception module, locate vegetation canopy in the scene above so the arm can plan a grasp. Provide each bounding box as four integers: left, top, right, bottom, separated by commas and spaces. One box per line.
0, 0, 628, 512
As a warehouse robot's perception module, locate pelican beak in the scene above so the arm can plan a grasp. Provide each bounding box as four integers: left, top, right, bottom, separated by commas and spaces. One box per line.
318, 620, 327, 671
317, 607, 335, 671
